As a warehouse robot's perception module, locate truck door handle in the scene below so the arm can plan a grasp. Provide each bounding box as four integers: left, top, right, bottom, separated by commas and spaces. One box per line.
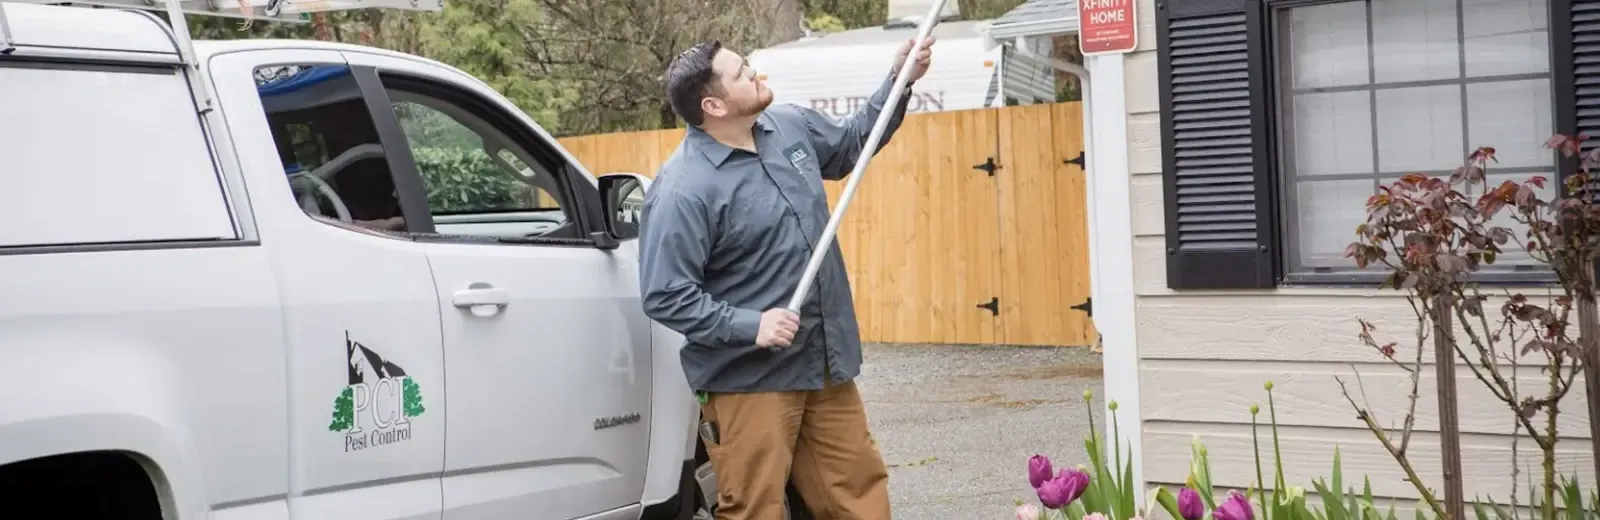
453, 285, 508, 317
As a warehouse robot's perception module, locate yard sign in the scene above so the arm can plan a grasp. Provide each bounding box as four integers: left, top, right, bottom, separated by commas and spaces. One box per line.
1078, 0, 1137, 55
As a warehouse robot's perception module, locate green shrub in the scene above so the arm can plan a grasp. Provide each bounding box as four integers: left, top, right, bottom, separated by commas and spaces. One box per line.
410, 146, 526, 213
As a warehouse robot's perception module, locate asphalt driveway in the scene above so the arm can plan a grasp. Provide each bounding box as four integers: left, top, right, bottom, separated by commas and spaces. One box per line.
855, 343, 1106, 519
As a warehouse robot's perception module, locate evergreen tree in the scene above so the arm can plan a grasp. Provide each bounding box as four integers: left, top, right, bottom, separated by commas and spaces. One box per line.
328, 386, 355, 432
403, 377, 426, 418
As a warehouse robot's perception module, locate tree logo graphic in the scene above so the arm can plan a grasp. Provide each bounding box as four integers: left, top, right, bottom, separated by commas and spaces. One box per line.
330, 332, 425, 452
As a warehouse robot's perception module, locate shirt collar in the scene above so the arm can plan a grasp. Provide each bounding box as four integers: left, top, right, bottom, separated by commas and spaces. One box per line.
690, 116, 776, 167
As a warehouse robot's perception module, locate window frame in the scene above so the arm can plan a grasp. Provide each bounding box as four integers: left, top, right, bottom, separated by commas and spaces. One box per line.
253, 61, 423, 240
1263, 0, 1566, 288
384, 91, 567, 218
0, 56, 250, 256
358, 67, 610, 248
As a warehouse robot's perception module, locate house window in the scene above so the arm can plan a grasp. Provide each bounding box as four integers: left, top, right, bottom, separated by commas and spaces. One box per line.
1273, 0, 1556, 276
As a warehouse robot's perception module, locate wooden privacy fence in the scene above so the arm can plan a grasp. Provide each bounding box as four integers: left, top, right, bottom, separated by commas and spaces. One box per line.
557, 103, 1095, 348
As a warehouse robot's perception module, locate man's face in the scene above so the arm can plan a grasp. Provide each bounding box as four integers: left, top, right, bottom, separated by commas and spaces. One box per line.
701, 48, 773, 121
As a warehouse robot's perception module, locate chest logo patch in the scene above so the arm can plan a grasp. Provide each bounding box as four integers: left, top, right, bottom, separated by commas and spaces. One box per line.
784, 144, 810, 174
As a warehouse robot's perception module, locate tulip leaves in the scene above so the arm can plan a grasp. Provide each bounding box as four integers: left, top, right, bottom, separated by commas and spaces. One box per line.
1079, 398, 1140, 520
1153, 487, 1184, 520
1021, 392, 1148, 520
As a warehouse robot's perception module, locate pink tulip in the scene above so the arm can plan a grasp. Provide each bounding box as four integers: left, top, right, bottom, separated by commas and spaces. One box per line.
1028, 454, 1054, 489
1058, 468, 1091, 505
1178, 487, 1205, 520
1037, 468, 1090, 509
1084, 514, 1109, 520
1016, 503, 1042, 520
1036, 476, 1073, 509
1213, 490, 1254, 520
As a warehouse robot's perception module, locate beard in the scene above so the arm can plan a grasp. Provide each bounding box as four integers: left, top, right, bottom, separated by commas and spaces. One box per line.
729, 87, 774, 117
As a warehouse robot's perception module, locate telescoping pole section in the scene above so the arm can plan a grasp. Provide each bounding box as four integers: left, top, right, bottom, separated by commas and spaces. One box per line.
784, 0, 948, 315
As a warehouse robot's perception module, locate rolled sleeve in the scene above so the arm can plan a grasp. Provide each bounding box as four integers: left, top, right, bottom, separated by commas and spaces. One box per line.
797, 73, 914, 181
637, 185, 762, 347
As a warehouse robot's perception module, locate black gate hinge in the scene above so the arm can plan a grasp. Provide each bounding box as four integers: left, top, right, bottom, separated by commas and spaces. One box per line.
976, 296, 999, 316
972, 157, 1000, 176
1070, 297, 1092, 317
1064, 151, 1086, 168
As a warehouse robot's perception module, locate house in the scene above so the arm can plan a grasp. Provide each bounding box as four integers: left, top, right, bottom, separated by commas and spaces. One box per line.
983, 0, 1593, 510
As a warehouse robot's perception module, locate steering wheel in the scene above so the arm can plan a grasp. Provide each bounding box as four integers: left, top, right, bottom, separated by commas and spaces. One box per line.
288, 172, 353, 222
283, 143, 385, 223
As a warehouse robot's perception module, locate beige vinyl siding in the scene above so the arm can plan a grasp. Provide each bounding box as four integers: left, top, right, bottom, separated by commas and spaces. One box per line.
1122, 0, 1594, 506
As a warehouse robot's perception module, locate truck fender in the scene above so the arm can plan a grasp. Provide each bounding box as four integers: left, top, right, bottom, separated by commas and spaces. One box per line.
0, 343, 209, 519
640, 321, 698, 508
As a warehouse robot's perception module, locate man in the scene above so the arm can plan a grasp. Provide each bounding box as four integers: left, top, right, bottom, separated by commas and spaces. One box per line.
638, 36, 933, 520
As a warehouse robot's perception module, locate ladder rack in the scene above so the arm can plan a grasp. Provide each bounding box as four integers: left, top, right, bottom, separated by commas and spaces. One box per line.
0, 0, 440, 179
1, 0, 440, 23
0, 0, 443, 61
0, 0, 440, 111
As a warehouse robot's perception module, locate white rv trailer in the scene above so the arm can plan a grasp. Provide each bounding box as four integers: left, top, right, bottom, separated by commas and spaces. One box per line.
747, 16, 1060, 120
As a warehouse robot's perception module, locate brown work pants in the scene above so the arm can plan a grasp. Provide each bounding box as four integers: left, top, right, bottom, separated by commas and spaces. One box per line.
698, 378, 891, 520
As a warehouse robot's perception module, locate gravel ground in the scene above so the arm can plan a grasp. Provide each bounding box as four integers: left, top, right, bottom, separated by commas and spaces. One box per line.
855, 343, 1106, 520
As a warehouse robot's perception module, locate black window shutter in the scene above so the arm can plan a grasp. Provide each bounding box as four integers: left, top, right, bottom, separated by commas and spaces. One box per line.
1554, 1, 1600, 188
1157, 0, 1278, 289
1552, 0, 1600, 279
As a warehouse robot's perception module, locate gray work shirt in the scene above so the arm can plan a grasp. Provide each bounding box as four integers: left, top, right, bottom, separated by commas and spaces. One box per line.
637, 73, 912, 393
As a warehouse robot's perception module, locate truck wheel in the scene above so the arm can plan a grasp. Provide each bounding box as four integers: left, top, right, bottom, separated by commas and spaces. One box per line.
692, 459, 814, 520
0, 451, 163, 519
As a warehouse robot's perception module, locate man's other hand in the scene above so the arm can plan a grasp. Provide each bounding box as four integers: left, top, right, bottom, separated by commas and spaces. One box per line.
757, 308, 800, 348
892, 36, 936, 83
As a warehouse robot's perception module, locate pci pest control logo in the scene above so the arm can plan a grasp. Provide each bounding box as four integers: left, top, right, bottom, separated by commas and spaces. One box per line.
328, 332, 426, 452
785, 144, 810, 173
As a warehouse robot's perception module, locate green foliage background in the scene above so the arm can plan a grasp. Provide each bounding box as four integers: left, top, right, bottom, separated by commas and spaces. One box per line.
188, 0, 1039, 137
198, 0, 1052, 215
411, 147, 525, 213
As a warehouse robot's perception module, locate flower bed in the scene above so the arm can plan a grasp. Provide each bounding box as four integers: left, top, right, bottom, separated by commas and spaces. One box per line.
1015, 136, 1600, 520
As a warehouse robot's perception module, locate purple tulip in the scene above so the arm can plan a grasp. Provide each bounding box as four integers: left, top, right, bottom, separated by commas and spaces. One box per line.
1213, 490, 1254, 520
1028, 455, 1054, 489
1035, 477, 1073, 509
1058, 468, 1090, 505
1178, 487, 1204, 520
1037, 468, 1091, 509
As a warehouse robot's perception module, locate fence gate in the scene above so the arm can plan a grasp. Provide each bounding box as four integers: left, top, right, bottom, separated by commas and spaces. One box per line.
995, 104, 1094, 347
822, 108, 1004, 346
819, 103, 1093, 348
559, 103, 1095, 348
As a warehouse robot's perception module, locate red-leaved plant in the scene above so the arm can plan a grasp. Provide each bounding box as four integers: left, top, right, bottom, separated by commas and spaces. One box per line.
1341, 135, 1600, 520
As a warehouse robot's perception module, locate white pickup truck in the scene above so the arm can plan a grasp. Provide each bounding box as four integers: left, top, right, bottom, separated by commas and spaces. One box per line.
0, 0, 808, 518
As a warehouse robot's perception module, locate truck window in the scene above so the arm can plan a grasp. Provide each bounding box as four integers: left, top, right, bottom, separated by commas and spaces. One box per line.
375, 77, 584, 241
391, 96, 566, 229
252, 63, 411, 235
0, 64, 239, 249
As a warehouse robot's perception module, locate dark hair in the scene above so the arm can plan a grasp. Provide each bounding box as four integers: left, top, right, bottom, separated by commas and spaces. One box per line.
664, 40, 724, 127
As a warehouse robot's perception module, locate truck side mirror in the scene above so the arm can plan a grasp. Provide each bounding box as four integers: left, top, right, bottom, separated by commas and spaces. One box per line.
597, 172, 651, 241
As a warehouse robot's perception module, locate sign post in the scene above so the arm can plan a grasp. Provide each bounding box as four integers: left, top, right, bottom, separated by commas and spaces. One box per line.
1078, 0, 1138, 55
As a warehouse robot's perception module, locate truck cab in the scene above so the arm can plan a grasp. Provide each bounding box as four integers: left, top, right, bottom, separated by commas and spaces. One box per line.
0, 1, 717, 518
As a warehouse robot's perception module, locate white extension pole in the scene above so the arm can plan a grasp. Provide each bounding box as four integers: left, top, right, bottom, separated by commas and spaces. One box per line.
785, 0, 948, 314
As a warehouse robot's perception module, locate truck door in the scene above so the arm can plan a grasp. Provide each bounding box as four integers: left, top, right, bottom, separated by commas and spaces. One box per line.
338, 51, 655, 519
207, 49, 447, 520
